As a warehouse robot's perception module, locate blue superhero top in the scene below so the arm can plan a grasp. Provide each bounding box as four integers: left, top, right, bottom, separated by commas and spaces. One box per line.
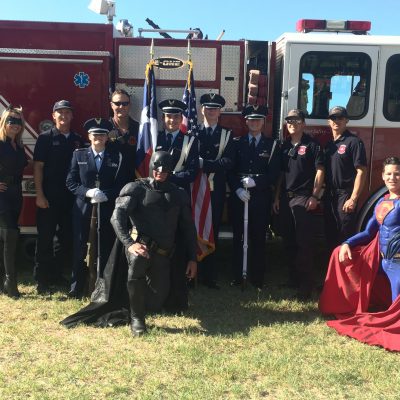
345, 195, 400, 259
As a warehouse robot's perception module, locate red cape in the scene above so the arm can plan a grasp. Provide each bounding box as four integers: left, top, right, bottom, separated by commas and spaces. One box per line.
318, 236, 400, 351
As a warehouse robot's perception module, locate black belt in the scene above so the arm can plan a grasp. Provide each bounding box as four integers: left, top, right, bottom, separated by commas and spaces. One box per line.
0, 176, 18, 185
135, 233, 174, 258
238, 173, 264, 177
286, 190, 311, 199
329, 188, 352, 195
381, 252, 400, 260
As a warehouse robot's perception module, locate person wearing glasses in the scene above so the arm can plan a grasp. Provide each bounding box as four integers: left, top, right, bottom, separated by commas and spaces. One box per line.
33, 100, 85, 294
273, 109, 324, 300
0, 106, 28, 297
109, 89, 139, 181
323, 106, 367, 251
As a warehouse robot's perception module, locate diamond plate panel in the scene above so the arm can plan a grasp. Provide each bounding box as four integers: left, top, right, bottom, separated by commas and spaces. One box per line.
220, 45, 241, 111
119, 45, 216, 81
116, 83, 218, 125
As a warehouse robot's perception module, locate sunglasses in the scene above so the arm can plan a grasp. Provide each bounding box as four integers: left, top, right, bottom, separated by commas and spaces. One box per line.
286, 119, 303, 125
112, 101, 130, 107
329, 116, 346, 121
6, 116, 23, 126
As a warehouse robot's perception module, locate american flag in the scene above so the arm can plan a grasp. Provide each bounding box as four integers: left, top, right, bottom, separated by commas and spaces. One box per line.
135, 61, 158, 178
181, 61, 215, 260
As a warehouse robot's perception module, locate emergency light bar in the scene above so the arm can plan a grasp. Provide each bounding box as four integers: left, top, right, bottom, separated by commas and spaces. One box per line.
296, 19, 371, 34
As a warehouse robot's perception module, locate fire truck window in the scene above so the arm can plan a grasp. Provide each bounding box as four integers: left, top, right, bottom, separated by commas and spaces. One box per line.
299, 52, 371, 119
383, 54, 400, 121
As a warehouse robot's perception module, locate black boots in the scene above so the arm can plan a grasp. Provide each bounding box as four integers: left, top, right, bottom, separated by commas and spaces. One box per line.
0, 228, 20, 298
127, 277, 147, 336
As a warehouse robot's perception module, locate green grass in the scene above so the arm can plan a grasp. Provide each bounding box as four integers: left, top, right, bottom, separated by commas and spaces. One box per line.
1, 240, 400, 400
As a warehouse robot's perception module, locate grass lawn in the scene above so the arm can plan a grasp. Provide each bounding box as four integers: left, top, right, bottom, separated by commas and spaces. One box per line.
1, 239, 400, 400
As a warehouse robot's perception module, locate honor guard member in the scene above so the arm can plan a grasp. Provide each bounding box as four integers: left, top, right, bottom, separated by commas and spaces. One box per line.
33, 100, 85, 294
156, 99, 199, 194
66, 118, 127, 298
111, 151, 197, 336
109, 89, 139, 181
156, 99, 199, 311
228, 105, 280, 289
197, 93, 234, 289
324, 106, 367, 250
273, 109, 324, 299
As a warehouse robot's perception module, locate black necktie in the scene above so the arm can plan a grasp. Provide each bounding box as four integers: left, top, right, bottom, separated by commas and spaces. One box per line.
207, 127, 213, 136
166, 133, 173, 149
249, 137, 256, 154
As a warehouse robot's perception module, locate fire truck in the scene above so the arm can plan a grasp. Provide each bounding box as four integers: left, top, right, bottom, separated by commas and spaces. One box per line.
1, 12, 400, 255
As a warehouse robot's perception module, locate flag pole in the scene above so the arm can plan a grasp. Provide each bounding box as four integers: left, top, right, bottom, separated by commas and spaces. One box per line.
150, 38, 154, 61
187, 39, 192, 62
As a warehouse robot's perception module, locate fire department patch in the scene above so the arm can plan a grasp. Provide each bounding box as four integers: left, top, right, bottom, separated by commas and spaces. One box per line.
337, 144, 346, 154
128, 136, 137, 146
375, 200, 395, 224
298, 145, 307, 155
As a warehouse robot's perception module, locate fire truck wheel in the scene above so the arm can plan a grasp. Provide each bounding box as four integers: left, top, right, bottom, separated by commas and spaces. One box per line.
18, 235, 36, 262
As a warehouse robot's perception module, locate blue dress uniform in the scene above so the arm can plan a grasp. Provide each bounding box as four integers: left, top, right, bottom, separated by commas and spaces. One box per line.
228, 106, 280, 288
155, 131, 199, 193
196, 93, 234, 287
33, 122, 85, 288
66, 119, 127, 297
156, 99, 199, 311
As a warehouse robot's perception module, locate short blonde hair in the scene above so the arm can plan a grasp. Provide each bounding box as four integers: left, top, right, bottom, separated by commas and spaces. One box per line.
0, 106, 25, 146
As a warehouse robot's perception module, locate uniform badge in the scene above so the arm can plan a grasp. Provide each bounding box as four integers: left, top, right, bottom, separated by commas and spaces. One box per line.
338, 144, 347, 154
298, 145, 307, 155
128, 136, 137, 146
259, 151, 270, 158
375, 200, 395, 224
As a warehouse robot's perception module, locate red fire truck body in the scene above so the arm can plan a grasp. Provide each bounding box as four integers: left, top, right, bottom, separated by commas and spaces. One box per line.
1, 17, 400, 242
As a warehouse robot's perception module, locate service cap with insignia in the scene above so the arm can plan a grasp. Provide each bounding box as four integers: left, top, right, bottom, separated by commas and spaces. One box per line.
242, 105, 268, 119
158, 99, 187, 114
200, 93, 225, 109
84, 118, 114, 134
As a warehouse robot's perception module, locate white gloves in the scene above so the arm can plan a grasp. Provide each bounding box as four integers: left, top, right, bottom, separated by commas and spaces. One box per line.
199, 157, 204, 169
242, 177, 256, 188
86, 188, 107, 203
236, 188, 250, 202
91, 191, 108, 203
86, 188, 100, 198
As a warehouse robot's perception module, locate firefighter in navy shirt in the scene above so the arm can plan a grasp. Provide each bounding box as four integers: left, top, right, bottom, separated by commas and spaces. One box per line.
273, 109, 324, 300
197, 93, 234, 289
324, 106, 367, 250
108, 89, 139, 181
33, 100, 85, 294
228, 105, 280, 289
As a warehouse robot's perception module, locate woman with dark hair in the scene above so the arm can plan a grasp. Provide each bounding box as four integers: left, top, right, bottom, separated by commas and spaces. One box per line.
319, 156, 400, 351
0, 106, 28, 297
